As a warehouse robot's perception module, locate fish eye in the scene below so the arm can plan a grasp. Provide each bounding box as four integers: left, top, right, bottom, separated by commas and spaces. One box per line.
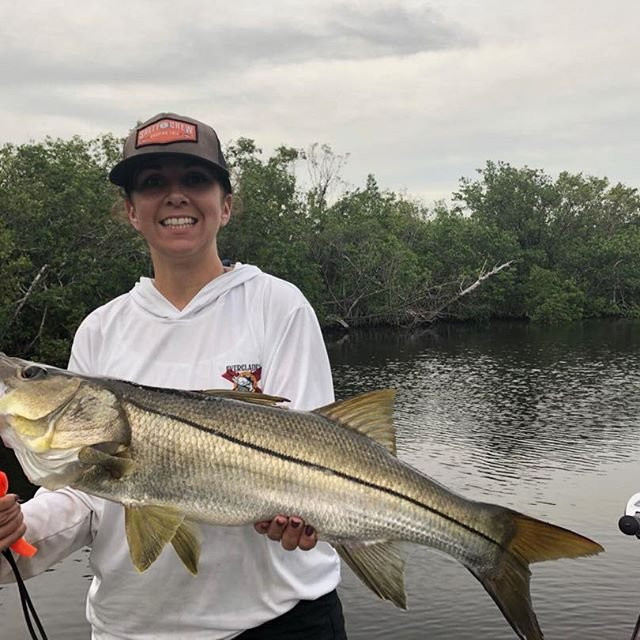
20, 365, 47, 380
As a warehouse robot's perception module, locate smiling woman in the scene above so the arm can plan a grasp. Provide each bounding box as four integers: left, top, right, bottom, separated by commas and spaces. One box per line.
109, 114, 235, 310
0, 113, 347, 640
123, 159, 232, 301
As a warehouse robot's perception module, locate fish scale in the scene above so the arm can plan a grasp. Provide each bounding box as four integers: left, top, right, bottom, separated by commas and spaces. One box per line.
120, 389, 478, 546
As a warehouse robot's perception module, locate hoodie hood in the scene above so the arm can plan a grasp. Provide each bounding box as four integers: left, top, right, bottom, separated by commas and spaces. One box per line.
130, 262, 262, 320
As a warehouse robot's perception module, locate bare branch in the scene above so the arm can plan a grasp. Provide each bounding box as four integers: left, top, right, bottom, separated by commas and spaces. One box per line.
11, 263, 48, 323
306, 143, 349, 208
423, 261, 514, 323
459, 261, 512, 298
26, 304, 48, 351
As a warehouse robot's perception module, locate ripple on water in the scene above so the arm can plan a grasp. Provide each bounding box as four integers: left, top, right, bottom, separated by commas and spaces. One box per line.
327, 322, 640, 639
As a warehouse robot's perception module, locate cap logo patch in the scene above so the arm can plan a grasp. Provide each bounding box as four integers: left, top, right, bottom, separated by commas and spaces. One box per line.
136, 118, 197, 147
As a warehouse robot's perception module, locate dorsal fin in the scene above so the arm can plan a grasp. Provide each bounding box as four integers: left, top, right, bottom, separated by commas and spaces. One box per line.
195, 390, 289, 407
314, 389, 396, 455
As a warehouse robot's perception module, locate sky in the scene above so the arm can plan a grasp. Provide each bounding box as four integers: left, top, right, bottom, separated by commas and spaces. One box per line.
1, 0, 639, 205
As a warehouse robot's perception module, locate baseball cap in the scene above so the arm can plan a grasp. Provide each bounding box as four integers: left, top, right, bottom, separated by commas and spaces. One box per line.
109, 112, 231, 192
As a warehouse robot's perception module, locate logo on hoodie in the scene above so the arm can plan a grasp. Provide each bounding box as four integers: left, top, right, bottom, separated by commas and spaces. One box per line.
222, 364, 263, 393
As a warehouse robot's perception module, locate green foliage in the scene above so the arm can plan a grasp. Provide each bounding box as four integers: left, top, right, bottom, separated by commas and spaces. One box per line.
569, 229, 640, 317
525, 266, 585, 324
456, 161, 640, 322
219, 138, 324, 307
414, 208, 520, 320
311, 175, 426, 325
0, 136, 148, 365
456, 161, 558, 251
1, 134, 639, 362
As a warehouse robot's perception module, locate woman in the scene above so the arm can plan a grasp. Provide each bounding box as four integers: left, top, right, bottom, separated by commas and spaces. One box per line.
0, 113, 346, 639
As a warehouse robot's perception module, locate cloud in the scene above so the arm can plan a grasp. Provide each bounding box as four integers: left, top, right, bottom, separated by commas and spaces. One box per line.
1, 2, 473, 87
0, 0, 638, 205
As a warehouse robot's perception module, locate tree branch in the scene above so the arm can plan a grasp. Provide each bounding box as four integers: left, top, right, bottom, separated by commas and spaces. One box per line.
11, 263, 48, 323
409, 261, 514, 325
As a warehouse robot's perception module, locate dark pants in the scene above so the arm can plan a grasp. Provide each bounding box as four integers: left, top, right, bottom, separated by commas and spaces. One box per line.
236, 590, 348, 640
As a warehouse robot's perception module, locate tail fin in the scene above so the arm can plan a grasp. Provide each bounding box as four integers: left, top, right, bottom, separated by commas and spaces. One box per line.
472, 511, 603, 640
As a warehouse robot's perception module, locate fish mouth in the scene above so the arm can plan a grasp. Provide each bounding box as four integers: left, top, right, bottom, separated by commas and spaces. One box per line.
160, 216, 197, 228
0, 424, 84, 489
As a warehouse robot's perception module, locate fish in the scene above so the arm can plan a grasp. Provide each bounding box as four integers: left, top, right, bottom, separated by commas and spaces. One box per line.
0, 352, 603, 640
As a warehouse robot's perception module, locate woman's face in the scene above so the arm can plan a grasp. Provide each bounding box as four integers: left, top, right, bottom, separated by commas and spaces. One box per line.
125, 157, 232, 265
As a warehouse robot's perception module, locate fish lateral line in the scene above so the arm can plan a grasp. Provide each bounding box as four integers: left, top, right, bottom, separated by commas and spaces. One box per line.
124, 399, 508, 554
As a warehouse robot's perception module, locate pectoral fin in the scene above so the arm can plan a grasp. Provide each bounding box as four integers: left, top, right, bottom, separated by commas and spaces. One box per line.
124, 505, 196, 573
335, 540, 409, 609
78, 446, 134, 479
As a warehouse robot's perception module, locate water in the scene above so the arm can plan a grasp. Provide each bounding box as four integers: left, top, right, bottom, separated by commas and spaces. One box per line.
2, 320, 640, 639
329, 321, 640, 639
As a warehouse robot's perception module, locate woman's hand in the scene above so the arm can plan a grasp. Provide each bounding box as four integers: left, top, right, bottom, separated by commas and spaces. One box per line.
0, 494, 26, 552
254, 516, 318, 551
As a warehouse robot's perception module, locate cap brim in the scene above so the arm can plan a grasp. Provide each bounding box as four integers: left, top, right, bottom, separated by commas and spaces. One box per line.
109, 153, 231, 190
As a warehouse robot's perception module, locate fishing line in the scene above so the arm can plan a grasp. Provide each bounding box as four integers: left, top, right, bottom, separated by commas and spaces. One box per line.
1, 548, 48, 640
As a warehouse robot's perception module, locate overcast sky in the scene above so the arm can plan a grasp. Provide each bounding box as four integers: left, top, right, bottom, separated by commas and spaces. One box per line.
1, 0, 638, 204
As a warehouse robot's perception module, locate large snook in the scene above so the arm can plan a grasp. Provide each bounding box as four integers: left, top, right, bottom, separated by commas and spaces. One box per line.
0, 353, 603, 640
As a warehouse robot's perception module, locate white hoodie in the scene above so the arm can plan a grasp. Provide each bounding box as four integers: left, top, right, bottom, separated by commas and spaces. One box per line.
0, 263, 341, 639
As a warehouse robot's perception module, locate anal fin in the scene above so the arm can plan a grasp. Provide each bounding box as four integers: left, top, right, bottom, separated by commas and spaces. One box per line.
335, 540, 409, 609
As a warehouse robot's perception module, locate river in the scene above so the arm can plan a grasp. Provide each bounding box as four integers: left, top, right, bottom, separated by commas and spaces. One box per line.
2, 320, 639, 639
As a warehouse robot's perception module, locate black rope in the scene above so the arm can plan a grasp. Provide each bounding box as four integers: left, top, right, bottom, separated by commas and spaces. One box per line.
2, 548, 48, 640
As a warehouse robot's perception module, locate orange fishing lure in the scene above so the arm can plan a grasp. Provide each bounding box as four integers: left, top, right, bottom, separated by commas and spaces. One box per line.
0, 471, 36, 556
